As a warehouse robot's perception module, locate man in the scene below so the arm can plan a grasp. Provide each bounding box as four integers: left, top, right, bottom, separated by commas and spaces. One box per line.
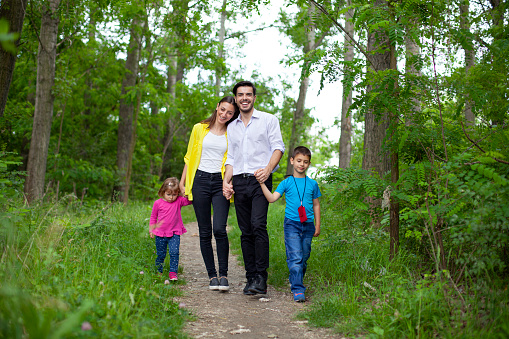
223, 81, 285, 295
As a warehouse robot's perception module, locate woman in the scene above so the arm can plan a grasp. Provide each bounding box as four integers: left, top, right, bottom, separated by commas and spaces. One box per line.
180, 96, 239, 291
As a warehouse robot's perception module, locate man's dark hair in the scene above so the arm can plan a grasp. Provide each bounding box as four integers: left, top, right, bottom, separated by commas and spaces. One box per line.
233, 81, 256, 96
292, 146, 312, 160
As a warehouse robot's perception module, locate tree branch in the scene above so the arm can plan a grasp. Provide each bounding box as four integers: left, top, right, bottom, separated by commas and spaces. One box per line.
462, 122, 506, 154
460, 121, 509, 164
307, 0, 374, 69
225, 24, 281, 40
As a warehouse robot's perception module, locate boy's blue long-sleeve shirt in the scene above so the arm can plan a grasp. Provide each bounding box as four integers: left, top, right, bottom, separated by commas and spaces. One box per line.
275, 176, 321, 222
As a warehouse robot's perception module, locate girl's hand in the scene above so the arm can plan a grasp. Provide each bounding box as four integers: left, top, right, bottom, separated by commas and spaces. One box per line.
151, 221, 162, 230
149, 222, 162, 237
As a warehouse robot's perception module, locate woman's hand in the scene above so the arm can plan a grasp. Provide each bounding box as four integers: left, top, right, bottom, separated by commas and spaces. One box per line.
180, 165, 187, 195
223, 182, 234, 200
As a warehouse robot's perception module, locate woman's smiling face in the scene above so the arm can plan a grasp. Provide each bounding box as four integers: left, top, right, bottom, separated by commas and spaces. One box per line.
216, 102, 235, 126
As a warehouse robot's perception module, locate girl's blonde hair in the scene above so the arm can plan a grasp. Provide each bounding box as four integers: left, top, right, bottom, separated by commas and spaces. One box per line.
158, 177, 180, 197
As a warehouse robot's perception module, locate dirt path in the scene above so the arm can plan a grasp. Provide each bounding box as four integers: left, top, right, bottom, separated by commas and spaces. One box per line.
176, 222, 341, 338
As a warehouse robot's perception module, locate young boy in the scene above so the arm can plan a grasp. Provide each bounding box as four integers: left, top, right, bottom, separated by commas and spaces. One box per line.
256, 146, 321, 302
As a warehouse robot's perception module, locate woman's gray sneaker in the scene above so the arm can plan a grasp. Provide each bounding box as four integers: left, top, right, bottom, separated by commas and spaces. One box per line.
209, 277, 220, 290
218, 277, 229, 291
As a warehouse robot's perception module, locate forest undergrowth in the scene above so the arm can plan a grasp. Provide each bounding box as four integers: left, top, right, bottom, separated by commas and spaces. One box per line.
228, 163, 509, 338
230, 208, 509, 338
0, 194, 196, 338
1, 152, 509, 338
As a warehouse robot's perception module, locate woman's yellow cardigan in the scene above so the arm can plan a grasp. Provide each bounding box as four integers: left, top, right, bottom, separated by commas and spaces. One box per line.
183, 123, 228, 201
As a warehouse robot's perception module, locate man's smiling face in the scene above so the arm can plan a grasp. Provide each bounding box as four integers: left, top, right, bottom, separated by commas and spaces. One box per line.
235, 86, 256, 114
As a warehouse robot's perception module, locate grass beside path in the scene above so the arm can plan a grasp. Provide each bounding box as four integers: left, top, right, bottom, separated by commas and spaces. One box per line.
228, 201, 509, 338
1, 201, 196, 338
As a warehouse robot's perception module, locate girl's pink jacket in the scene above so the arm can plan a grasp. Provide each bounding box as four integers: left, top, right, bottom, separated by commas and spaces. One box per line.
150, 196, 192, 237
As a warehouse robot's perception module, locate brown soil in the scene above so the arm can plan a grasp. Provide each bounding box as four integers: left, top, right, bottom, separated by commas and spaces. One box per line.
176, 222, 343, 339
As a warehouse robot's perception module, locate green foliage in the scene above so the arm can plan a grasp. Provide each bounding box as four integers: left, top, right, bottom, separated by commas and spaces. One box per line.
0, 186, 192, 337
226, 163, 509, 337
0, 19, 19, 53
318, 166, 388, 227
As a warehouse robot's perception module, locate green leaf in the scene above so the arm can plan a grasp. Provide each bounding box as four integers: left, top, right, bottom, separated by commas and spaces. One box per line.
373, 326, 384, 335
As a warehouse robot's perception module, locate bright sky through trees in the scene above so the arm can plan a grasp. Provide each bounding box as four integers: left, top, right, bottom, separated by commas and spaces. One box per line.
220, 0, 342, 147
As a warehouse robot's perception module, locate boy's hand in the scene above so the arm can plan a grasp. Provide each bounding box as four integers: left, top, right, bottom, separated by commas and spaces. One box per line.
314, 226, 320, 237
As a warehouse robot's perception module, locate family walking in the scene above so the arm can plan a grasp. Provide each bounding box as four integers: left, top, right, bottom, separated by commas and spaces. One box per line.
148, 81, 321, 302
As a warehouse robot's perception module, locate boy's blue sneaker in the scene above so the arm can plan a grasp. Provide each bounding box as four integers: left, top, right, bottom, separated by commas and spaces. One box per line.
293, 292, 305, 302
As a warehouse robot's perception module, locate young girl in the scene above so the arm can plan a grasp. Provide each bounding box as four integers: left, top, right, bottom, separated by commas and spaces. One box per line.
150, 177, 192, 280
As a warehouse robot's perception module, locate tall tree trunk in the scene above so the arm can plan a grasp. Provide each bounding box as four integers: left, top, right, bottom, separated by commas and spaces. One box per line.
159, 0, 190, 179
362, 0, 391, 176
286, 4, 316, 176
460, 1, 475, 125
82, 7, 96, 133
405, 21, 422, 126
339, 1, 354, 169
215, 0, 227, 97
389, 42, 399, 260
488, 0, 504, 126
123, 18, 152, 203
113, 16, 144, 202
24, 0, 61, 203
159, 53, 178, 180
0, 0, 28, 117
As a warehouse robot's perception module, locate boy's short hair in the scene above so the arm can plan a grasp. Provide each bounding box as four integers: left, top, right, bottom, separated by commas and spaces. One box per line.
292, 146, 312, 160
158, 177, 180, 197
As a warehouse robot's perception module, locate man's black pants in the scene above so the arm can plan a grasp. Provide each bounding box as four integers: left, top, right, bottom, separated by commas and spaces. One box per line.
232, 174, 272, 281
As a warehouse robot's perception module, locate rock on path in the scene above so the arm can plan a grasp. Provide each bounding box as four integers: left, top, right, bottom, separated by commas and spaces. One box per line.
176, 222, 341, 339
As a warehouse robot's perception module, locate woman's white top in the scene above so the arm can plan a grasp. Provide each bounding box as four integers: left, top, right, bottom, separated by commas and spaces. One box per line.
198, 131, 227, 173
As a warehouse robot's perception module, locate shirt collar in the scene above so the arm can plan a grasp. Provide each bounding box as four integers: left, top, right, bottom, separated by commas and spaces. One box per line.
233, 108, 259, 124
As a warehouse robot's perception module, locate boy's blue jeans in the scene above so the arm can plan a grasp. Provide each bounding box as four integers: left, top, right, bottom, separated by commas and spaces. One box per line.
155, 235, 180, 273
283, 217, 315, 294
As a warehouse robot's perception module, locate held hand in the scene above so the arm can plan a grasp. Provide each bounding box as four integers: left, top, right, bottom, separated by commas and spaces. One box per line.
179, 183, 185, 195
223, 182, 234, 199
254, 167, 270, 183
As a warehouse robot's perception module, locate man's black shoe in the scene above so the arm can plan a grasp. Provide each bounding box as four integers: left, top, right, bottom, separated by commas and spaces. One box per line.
243, 278, 256, 295
248, 275, 267, 294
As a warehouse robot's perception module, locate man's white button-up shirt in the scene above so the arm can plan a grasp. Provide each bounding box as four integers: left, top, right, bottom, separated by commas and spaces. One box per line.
225, 109, 285, 175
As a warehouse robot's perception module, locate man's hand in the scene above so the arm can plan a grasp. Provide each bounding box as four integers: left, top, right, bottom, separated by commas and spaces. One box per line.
223, 181, 234, 200
254, 167, 271, 184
